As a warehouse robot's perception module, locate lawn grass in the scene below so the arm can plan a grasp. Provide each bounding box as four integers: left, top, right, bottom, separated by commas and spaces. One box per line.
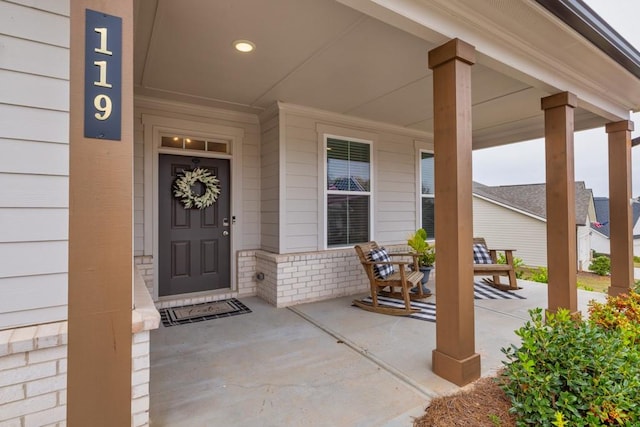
576, 271, 610, 293
519, 268, 610, 293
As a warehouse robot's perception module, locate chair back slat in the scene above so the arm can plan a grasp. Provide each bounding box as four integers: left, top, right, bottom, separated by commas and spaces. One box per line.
354, 242, 380, 282
473, 237, 488, 248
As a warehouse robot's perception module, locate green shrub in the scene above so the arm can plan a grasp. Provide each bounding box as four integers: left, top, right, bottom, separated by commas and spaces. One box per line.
633, 255, 640, 264
529, 267, 548, 283
501, 301, 640, 426
589, 256, 611, 276
497, 253, 525, 279
589, 291, 640, 343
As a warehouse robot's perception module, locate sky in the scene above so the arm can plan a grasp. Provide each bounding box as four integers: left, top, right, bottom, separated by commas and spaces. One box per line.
472, 0, 640, 197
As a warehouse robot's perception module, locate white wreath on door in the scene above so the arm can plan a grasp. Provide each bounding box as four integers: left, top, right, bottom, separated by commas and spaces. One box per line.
173, 167, 220, 209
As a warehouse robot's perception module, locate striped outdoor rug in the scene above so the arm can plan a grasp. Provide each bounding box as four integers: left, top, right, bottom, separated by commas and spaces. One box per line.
358, 281, 525, 323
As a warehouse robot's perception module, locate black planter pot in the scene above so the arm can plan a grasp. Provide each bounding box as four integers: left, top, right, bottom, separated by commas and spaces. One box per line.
419, 266, 433, 284
411, 265, 433, 294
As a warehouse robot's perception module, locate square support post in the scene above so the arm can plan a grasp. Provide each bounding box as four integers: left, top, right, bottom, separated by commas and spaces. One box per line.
68, 1, 133, 425
541, 92, 578, 313
428, 39, 480, 386
606, 120, 635, 296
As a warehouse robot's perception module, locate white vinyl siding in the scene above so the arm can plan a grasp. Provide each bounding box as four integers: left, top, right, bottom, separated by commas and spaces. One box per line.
591, 232, 610, 256
576, 224, 592, 271
473, 196, 548, 267
0, 0, 70, 330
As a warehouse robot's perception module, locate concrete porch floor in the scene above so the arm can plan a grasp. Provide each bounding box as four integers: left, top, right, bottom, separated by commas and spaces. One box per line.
149, 280, 607, 426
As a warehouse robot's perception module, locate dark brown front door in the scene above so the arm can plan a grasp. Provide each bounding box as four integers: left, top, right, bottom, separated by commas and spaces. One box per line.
159, 154, 231, 296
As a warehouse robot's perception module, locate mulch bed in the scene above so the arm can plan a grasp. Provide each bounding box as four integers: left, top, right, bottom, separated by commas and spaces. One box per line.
413, 375, 517, 427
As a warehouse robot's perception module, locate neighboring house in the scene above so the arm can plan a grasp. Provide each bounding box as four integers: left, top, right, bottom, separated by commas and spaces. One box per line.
2, 0, 640, 423
590, 197, 640, 257
473, 182, 596, 270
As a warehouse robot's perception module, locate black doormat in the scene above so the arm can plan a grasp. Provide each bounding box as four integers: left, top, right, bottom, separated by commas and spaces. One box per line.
160, 298, 251, 327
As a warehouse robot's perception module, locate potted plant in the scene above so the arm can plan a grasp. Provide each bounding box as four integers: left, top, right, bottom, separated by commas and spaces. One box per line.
407, 228, 435, 292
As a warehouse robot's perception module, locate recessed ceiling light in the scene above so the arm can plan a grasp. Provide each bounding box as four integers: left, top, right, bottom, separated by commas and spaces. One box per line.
233, 40, 255, 53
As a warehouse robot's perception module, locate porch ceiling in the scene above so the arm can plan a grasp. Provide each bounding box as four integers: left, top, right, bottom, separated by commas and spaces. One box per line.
133, 0, 608, 149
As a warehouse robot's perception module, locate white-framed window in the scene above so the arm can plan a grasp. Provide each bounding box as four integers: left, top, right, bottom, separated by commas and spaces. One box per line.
160, 134, 229, 154
326, 137, 371, 247
420, 151, 435, 239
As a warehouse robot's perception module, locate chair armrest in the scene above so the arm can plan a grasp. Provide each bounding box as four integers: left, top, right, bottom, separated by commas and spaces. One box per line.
488, 248, 517, 252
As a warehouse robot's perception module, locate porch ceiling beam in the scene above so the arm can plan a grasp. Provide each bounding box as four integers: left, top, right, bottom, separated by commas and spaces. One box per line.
606, 120, 635, 296
542, 92, 578, 313
428, 38, 480, 387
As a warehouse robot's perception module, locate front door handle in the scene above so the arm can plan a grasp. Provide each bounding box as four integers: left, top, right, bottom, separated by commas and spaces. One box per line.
222, 230, 229, 236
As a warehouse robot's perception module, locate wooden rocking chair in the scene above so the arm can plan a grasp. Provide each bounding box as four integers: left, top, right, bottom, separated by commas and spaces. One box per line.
353, 242, 430, 316
473, 237, 519, 291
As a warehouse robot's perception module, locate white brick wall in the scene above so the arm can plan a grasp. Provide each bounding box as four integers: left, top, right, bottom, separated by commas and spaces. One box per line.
237, 250, 258, 296
252, 246, 397, 307
0, 312, 156, 427
131, 330, 151, 427
134, 256, 154, 296
0, 322, 67, 427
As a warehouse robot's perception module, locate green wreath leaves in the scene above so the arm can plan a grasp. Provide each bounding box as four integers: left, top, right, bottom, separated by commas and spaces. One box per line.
173, 167, 221, 209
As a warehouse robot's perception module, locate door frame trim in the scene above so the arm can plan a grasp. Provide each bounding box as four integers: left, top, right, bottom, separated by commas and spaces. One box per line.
142, 113, 244, 301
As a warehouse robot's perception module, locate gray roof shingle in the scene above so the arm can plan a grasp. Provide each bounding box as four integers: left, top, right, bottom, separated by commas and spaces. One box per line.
591, 197, 640, 238
473, 181, 593, 225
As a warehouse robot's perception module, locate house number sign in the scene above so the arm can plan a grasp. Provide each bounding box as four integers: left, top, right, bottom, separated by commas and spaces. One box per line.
84, 9, 122, 140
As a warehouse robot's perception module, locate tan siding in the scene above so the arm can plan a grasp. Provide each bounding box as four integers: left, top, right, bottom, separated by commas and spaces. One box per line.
0, 274, 67, 317
282, 113, 319, 252
0, 70, 69, 111
0, 139, 68, 175
473, 197, 548, 267
284, 114, 322, 252
0, 174, 68, 208
281, 107, 425, 252
260, 112, 280, 252
8, 0, 69, 14
0, 1, 69, 46
0, 105, 68, 144
0, 209, 67, 242
375, 132, 416, 244
0, 34, 69, 79
241, 128, 261, 249
0, 1, 69, 329
0, 241, 67, 279
133, 115, 144, 256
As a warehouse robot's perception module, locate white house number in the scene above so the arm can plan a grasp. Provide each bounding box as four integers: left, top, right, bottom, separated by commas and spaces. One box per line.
93, 27, 113, 121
